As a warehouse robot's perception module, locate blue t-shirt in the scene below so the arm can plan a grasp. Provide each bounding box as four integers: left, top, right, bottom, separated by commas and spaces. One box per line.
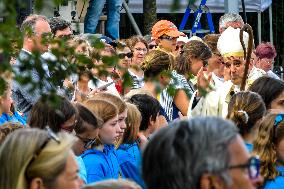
0, 111, 26, 125
263, 166, 284, 189
81, 144, 123, 184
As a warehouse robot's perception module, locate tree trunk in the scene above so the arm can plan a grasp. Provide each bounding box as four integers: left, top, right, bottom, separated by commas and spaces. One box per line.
143, 0, 157, 35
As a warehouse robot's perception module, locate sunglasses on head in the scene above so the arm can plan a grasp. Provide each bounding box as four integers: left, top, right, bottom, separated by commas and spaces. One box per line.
118, 52, 133, 59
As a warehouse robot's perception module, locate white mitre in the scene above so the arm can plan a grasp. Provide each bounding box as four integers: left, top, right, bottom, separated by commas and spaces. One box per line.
217, 26, 249, 58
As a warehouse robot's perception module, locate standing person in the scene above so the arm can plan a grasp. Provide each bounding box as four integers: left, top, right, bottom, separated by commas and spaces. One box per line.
91, 92, 127, 139
12, 14, 53, 115
84, 0, 122, 40
141, 50, 191, 121
0, 128, 83, 189
116, 102, 146, 188
203, 34, 225, 88
126, 36, 148, 89
253, 113, 284, 189
73, 103, 102, 156
143, 117, 263, 189
174, 40, 212, 93
255, 42, 278, 79
188, 27, 265, 118
127, 94, 160, 141
42, 16, 73, 62
227, 91, 266, 152
174, 35, 189, 56
219, 13, 244, 33
151, 20, 184, 54
81, 99, 123, 183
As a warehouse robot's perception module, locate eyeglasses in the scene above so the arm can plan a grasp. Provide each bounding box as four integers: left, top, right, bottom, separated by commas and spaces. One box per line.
228, 156, 260, 180
134, 47, 147, 52
175, 45, 184, 51
76, 135, 97, 149
159, 35, 177, 41
57, 34, 74, 40
118, 52, 133, 59
148, 44, 157, 49
27, 126, 61, 170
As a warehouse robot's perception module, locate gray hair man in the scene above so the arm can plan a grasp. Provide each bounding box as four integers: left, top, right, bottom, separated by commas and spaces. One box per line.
142, 117, 263, 189
12, 14, 53, 115
219, 13, 244, 33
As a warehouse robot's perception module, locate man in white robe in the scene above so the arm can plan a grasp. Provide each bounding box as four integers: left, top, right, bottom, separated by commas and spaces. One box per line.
187, 27, 266, 117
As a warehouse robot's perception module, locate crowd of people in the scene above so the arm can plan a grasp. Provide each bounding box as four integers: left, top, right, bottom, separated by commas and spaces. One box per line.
0, 11, 283, 189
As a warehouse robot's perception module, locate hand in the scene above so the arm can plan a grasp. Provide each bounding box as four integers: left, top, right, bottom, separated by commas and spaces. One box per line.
197, 67, 212, 97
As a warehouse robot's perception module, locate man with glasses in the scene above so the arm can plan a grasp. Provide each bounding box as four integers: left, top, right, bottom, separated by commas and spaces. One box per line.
143, 117, 263, 189
42, 17, 73, 63
151, 20, 185, 54
12, 14, 54, 115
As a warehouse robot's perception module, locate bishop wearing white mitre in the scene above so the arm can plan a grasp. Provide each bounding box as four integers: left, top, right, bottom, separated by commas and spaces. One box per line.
187, 27, 266, 118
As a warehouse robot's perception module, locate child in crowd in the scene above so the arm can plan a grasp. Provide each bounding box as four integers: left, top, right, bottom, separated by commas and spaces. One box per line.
73, 103, 103, 156
116, 102, 146, 188
253, 113, 284, 188
227, 91, 266, 152
72, 103, 104, 184
28, 94, 77, 133
127, 94, 160, 142
91, 92, 127, 139
81, 99, 123, 183
0, 84, 26, 125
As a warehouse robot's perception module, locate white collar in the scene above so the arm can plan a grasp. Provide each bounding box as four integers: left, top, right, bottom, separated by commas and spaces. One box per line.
21, 48, 32, 55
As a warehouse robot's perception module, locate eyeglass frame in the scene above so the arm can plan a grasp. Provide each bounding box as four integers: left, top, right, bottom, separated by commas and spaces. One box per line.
228, 156, 260, 180
76, 135, 97, 149
134, 47, 148, 53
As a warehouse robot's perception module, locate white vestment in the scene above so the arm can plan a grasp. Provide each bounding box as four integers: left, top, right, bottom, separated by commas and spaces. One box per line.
187, 66, 266, 118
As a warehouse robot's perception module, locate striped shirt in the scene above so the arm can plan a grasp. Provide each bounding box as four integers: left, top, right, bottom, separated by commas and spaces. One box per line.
160, 70, 193, 121
128, 70, 144, 89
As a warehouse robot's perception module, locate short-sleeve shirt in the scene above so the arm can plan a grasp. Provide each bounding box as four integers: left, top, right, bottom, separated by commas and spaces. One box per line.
159, 70, 193, 121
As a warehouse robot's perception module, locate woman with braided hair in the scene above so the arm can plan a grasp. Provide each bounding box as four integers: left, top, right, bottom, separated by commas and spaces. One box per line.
227, 91, 266, 152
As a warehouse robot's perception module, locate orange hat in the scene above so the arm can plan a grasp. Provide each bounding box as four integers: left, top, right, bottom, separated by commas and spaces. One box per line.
151, 20, 184, 40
